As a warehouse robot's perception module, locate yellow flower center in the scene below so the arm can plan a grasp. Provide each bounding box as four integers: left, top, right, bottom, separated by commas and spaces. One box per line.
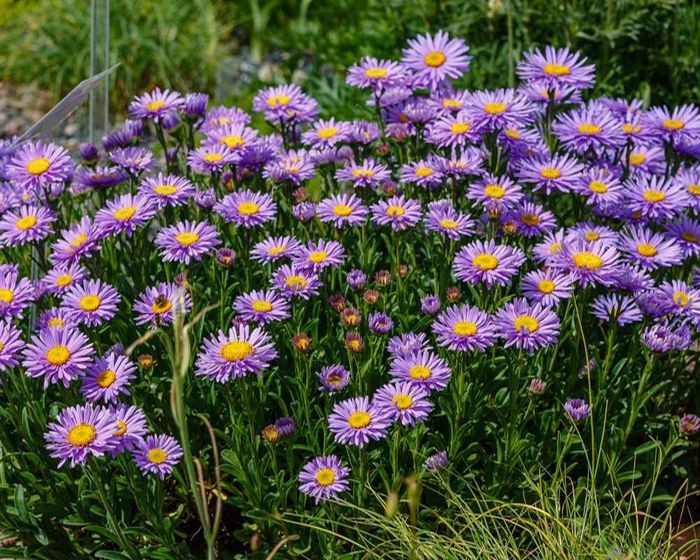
333, 204, 352, 217
327, 374, 342, 386
543, 63, 570, 76
673, 291, 689, 307
505, 128, 521, 139
577, 123, 601, 135
308, 251, 328, 264
439, 218, 459, 230
450, 122, 470, 134
472, 253, 499, 270
16, 215, 37, 230
386, 205, 405, 217
238, 201, 260, 215
252, 299, 272, 312
636, 243, 657, 257
687, 184, 700, 196
681, 231, 698, 243
203, 153, 223, 163
317, 127, 338, 139
409, 365, 431, 379
48, 318, 64, 327
285, 275, 307, 289
114, 420, 127, 437
643, 190, 666, 203
392, 394, 414, 410
147, 448, 168, 464
26, 157, 51, 175
267, 95, 290, 107
442, 99, 462, 109
415, 166, 434, 178
96, 369, 117, 388
146, 100, 166, 112
549, 242, 563, 254
423, 51, 446, 67
175, 232, 200, 247
154, 184, 178, 195
113, 206, 136, 221
348, 411, 371, 429
589, 181, 608, 194
537, 280, 555, 294
621, 123, 641, 134
0, 288, 14, 303
662, 119, 685, 130
484, 184, 505, 199
520, 213, 540, 226
67, 423, 96, 447
151, 298, 172, 314
540, 167, 561, 180
71, 233, 88, 248
268, 245, 286, 256
572, 252, 603, 270
220, 135, 245, 149
484, 103, 508, 115
315, 468, 336, 486
220, 341, 254, 362
364, 67, 387, 78
46, 345, 71, 366
514, 315, 539, 333
452, 321, 478, 336
352, 168, 375, 178
55, 274, 73, 287
629, 153, 646, 166
80, 295, 101, 311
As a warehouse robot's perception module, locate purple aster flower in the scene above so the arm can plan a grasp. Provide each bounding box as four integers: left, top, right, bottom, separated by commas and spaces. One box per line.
368, 311, 393, 334
328, 396, 391, 448
42, 263, 88, 296
652, 280, 700, 320
194, 188, 217, 210
613, 264, 654, 293
468, 174, 523, 212
521, 269, 573, 308
133, 282, 191, 327
94, 193, 157, 237
214, 190, 277, 227
453, 240, 525, 288
292, 239, 346, 273
573, 167, 624, 206
44, 403, 114, 467
187, 145, 236, 174
335, 158, 391, 189
493, 299, 560, 352
426, 111, 483, 147
642, 320, 692, 352
517, 46, 595, 90
81, 353, 137, 403
34, 307, 74, 332
133, 434, 183, 479
22, 327, 93, 388
129, 88, 184, 121
387, 332, 431, 358
253, 84, 318, 124
389, 349, 451, 392
627, 144, 666, 176
504, 201, 556, 238
428, 88, 470, 114
424, 451, 449, 472
421, 295, 441, 315
400, 158, 444, 189
463, 88, 535, 131
647, 104, 700, 144
437, 149, 483, 178
202, 106, 250, 132
74, 165, 127, 191
518, 154, 584, 194
553, 103, 624, 154
618, 226, 683, 269
6, 141, 72, 190
302, 118, 351, 149
195, 324, 277, 382
432, 304, 496, 352
154, 220, 221, 264
347, 269, 367, 290
50, 217, 103, 266
565, 222, 618, 246
183, 92, 209, 119
139, 173, 196, 207
109, 147, 154, 175
0, 205, 55, 246
347, 57, 405, 90
272, 264, 321, 300
553, 240, 620, 287
626, 175, 689, 221
292, 202, 316, 222
564, 398, 591, 422
0, 270, 34, 320
61, 279, 120, 327
0, 320, 24, 372
233, 289, 290, 324
665, 217, 700, 258
317, 364, 351, 393
373, 381, 433, 426
251, 235, 301, 264
680, 414, 700, 436
591, 294, 643, 326
674, 166, 700, 212
109, 404, 148, 455
424, 200, 473, 240
348, 120, 380, 144
401, 30, 471, 89
316, 193, 368, 228
264, 149, 316, 185
299, 455, 350, 504
77, 142, 99, 162
204, 122, 260, 163
370, 195, 422, 231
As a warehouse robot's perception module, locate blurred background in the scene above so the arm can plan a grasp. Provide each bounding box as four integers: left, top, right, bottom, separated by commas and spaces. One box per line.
0, 0, 698, 141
